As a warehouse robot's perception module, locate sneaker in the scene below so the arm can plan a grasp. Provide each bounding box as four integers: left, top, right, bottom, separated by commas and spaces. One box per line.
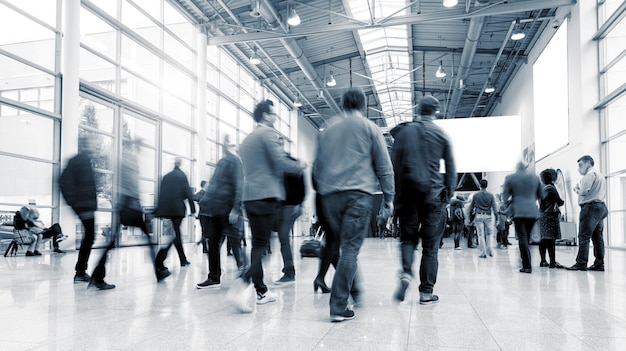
55, 234, 68, 242
196, 277, 221, 289
330, 309, 356, 322
454, 247, 463, 251
394, 277, 411, 302
74, 273, 91, 283
419, 293, 439, 305
88, 279, 116, 290
256, 289, 277, 305
53, 248, 64, 254
274, 274, 295, 285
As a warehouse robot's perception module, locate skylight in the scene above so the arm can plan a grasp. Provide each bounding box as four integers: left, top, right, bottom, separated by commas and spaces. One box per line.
346, 0, 412, 128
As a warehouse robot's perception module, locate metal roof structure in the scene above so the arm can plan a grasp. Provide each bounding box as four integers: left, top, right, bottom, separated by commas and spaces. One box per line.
172, 0, 577, 129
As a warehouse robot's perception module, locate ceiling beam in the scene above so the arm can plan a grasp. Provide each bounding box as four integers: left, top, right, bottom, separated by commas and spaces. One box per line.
279, 51, 363, 75
207, 0, 577, 45
412, 46, 524, 56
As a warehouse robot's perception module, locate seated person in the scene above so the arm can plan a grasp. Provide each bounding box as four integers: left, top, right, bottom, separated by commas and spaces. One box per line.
19, 206, 67, 255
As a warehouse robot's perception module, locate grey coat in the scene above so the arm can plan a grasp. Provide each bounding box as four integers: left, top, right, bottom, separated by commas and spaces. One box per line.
502, 170, 543, 219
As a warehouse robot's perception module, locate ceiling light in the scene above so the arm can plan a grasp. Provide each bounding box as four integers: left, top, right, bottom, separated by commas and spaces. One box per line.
326, 72, 336, 87
249, 49, 261, 65
435, 61, 447, 78
249, 0, 262, 18
511, 18, 526, 41
443, 0, 458, 8
484, 78, 495, 94
287, 7, 301, 26
293, 94, 302, 107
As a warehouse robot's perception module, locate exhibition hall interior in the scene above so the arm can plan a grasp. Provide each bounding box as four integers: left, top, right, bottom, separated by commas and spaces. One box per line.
0, 0, 625, 350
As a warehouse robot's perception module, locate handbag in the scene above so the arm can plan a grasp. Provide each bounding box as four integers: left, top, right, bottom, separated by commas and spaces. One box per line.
119, 195, 144, 227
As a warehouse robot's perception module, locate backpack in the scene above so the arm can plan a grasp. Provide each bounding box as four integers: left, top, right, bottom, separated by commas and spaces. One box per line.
453, 207, 465, 221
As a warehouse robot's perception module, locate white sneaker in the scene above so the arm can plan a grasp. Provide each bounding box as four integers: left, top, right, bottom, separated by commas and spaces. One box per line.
226, 278, 256, 313
256, 289, 277, 305
454, 247, 463, 250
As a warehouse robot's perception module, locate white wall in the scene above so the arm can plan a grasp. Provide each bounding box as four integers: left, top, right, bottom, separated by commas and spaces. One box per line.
490, 0, 600, 226
295, 118, 319, 236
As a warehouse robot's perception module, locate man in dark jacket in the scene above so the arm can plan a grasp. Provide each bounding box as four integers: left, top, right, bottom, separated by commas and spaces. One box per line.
60, 136, 114, 290
194, 180, 209, 253
196, 135, 245, 289
154, 157, 196, 279
391, 95, 456, 305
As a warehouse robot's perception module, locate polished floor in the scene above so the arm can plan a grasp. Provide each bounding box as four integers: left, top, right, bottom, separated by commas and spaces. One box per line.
1, 235, 626, 351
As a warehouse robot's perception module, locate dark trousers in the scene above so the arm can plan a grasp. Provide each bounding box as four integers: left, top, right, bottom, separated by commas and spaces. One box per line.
41, 224, 62, 249
451, 221, 464, 248
155, 216, 187, 269
201, 215, 243, 280
576, 202, 608, 266
242, 199, 279, 294
514, 218, 536, 269
75, 216, 95, 274
539, 239, 556, 264
315, 195, 339, 283
321, 191, 373, 315
397, 191, 447, 294
277, 205, 299, 276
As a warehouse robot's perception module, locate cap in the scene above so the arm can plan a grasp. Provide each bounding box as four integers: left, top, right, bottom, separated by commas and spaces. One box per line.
418, 96, 440, 111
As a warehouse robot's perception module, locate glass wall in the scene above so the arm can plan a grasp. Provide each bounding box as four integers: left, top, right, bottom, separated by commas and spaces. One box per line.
598, 0, 626, 247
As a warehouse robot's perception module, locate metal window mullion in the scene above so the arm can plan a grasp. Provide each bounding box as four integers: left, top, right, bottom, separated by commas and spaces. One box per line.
593, 0, 626, 40
0, 0, 61, 34
0, 96, 62, 120
0, 48, 59, 77
600, 48, 626, 74
0, 150, 57, 165
593, 82, 626, 110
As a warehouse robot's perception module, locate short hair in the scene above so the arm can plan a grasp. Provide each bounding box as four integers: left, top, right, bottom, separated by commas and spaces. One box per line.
253, 99, 274, 122
174, 157, 182, 167
577, 155, 594, 166
341, 88, 366, 112
200, 180, 207, 187
418, 96, 440, 116
540, 168, 555, 184
479, 179, 488, 189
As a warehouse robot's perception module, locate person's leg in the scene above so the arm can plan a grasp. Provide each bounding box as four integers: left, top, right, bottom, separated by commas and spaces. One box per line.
418, 201, 446, 297
277, 205, 298, 278
539, 240, 548, 263
574, 205, 593, 267
242, 200, 278, 295
324, 192, 373, 317
91, 234, 115, 286
75, 215, 95, 275
170, 217, 188, 265
485, 216, 495, 256
475, 216, 487, 256
546, 239, 556, 265
206, 216, 224, 280
393, 196, 419, 302
515, 219, 533, 270
591, 203, 608, 267
453, 222, 463, 248
154, 218, 175, 270
227, 235, 243, 268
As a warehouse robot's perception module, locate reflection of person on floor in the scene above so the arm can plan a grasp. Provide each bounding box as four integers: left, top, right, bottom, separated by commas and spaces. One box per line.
60, 135, 115, 290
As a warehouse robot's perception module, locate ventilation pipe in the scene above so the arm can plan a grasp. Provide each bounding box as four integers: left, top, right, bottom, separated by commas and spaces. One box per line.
258, 0, 341, 113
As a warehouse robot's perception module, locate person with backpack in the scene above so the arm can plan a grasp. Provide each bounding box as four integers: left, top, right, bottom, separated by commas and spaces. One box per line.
448, 196, 465, 250
390, 95, 456, 305
468, 179, 499, 259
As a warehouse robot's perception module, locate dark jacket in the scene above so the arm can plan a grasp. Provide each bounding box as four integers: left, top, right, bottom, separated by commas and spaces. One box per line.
540, 184, 564, 213
154, 167, 196, 217
283, 154, 305, 206
199, 153, 243, 217
502, 170, 543, 219
60, 152, 97, 215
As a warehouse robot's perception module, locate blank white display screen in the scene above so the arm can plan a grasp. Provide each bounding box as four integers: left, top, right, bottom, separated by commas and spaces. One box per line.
434, 115, 522, 173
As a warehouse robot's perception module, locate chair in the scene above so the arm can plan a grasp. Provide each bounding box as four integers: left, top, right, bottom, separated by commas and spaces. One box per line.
3, 211, 36, 257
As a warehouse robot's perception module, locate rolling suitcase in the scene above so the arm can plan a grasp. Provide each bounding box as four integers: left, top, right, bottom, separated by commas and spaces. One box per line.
300, 226, 324, 258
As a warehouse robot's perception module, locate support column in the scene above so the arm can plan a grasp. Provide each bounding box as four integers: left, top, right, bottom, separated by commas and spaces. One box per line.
59, 0, 81, 251
196, 26, 208, 178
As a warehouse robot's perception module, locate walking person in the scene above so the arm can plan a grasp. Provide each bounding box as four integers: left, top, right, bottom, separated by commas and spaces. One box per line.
468, 179, 498, 258
566, 155, 608, 271
60, 136, 115, 290
313, 88, 395, 322
193, 180, 209, 254
274, 137, 306, 285
390, 95, 456, 305
153, 157, 196, 271
449, 196, 465, 250
228, 99, 305, 309
538, 168, 565, 268
196, 135, 246, 289
502, 162, 543, 273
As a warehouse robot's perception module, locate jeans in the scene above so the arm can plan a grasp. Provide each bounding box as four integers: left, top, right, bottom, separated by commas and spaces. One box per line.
575, 202, 608, 266
475, 214, 495, 256
397, 190, 447, 294
277, 205, 300, 276
75, 214, 95, 274
201, 215, 243, 280
450, 221, 464, 248
321, 191, 373, 315
514, 218, 536, 269
155, 216, 188, 269
243, 199, 279, 294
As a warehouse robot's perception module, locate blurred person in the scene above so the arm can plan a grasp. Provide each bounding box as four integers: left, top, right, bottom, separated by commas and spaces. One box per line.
566, 155, 608, 271
468, 179, 498, 258
194, 180, 209, 253
538, 168, 565, 269
390, 95, 456, 305
495, 195, 512, 249
196, 135, 245, 289
19, 206, 67, 255
153, 157, 196, 272
448, 196, 465, 250
274, 137, 306, 285
313, 88, 394, 322
228, 99, 305, 309
60, 136, 115, 289
502, 162, 543, 273
118, 139, 166, 280
313, 194, 338, 294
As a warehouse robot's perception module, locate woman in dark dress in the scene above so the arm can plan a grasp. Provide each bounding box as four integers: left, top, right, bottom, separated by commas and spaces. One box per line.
539, 168, 565, 268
